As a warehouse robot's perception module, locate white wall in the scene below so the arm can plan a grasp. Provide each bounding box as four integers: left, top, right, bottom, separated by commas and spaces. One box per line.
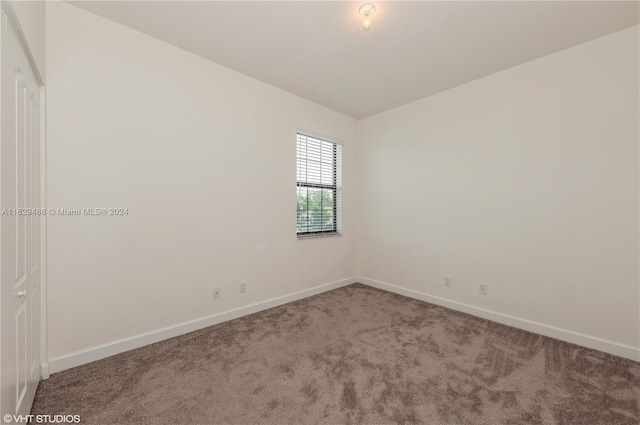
357, 26, 640, 359
45, 2, 357, 367
5, 0, 45, 82
46, 1, 639, 368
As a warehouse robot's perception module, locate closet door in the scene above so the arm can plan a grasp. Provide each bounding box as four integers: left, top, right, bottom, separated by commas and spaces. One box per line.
0, 8, 41, 420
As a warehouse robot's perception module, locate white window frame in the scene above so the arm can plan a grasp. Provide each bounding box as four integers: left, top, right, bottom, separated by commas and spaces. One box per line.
296, 131, 342, 239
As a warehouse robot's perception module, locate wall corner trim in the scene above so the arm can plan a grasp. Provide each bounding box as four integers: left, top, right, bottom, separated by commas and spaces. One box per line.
40, 363, 50, 380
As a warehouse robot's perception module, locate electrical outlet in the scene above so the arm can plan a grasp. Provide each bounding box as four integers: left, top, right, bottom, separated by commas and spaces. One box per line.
212, 288, 221, 299
240, 281, 246, 293
479, 284, 488, 295
444, 276, 451, 287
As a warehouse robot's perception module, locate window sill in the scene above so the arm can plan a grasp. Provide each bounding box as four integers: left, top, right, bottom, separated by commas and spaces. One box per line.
297, 233, 342, 240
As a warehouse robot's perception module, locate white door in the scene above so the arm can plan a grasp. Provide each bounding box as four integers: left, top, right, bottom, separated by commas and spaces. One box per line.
0, 9, 41, 420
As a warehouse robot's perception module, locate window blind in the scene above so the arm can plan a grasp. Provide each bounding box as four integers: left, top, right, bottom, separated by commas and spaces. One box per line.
296, 133, 342, 237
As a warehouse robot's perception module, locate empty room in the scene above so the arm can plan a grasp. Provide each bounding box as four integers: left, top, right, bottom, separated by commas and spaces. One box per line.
0, 1, 638, 424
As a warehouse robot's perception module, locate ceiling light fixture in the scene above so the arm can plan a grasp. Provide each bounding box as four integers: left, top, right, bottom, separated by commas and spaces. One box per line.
359, 3, 376, 32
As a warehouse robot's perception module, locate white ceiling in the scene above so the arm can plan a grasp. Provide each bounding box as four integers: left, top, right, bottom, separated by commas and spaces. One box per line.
69, 1, 639, 119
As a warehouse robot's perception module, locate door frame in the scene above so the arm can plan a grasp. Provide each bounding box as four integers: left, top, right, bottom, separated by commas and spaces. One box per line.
38, 84, 46, 380
0, 0, 48, 380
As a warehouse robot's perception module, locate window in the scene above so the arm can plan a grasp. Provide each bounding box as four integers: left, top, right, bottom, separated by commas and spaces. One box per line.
296, 132, 342, 237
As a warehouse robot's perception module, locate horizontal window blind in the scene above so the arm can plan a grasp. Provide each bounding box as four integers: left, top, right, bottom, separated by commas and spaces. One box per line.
296, 133, 342, 237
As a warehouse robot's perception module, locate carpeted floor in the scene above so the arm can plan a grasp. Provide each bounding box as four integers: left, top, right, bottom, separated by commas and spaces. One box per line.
32, 283, 640, 425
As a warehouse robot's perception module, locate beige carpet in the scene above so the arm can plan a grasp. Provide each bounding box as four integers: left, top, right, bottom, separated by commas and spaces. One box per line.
32, 284, 640, 424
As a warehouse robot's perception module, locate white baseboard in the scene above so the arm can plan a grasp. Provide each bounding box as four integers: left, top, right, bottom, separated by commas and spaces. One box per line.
358, 276, 640, 362
49, 276, 358, 374
46, 275, 639, 373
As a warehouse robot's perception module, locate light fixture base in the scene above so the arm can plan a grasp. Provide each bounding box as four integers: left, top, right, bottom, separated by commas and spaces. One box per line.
359, 3, 376, 17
